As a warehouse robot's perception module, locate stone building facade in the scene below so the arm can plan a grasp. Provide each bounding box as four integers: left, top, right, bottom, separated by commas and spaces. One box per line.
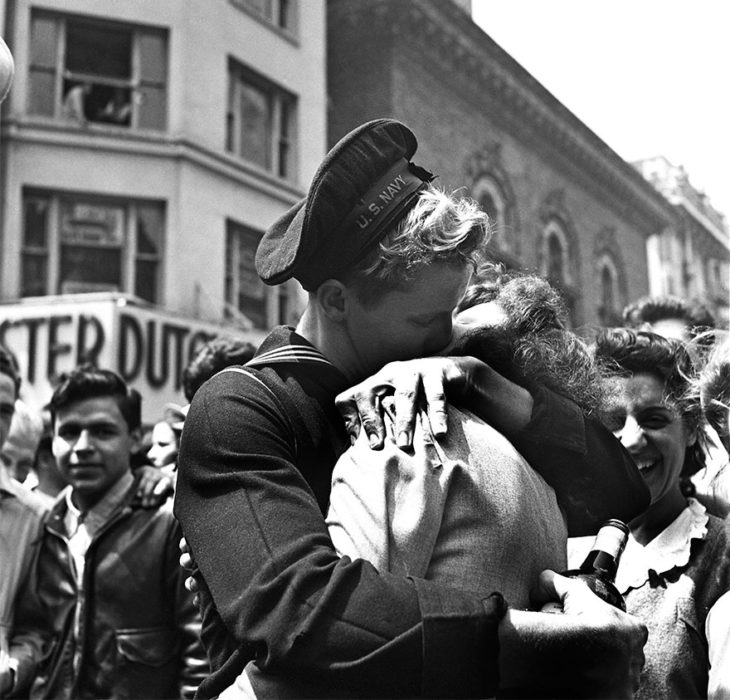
327, 0, 680, 330
0, 0, 325, 417
635, 156, 729, 326
0, 0, 323, 330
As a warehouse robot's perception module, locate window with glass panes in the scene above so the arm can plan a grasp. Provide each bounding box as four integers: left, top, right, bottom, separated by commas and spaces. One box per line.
225, 221, 267, 328
226, 59, 296, 180
21, 191, 164, 302
230, 0, 297, 33
224, 219, 295, 329
28, 11, 167, 130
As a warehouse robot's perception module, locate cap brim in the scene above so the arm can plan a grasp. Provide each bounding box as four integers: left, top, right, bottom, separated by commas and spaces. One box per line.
255, 200, 307, 285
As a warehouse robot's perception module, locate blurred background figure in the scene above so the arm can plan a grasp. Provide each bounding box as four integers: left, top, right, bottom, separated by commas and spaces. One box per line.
61, 81, 91, 124
0, 34, 14, 103
690, 330, 730, 517
30, 423, 68, 508
98, 86, 132, 126
697, 331, 730, 454
147, 403, 186, 476
0, 344, 47, 698
623, 294, 716, 345
181, 335, 257, 403
1, 399, 44, 485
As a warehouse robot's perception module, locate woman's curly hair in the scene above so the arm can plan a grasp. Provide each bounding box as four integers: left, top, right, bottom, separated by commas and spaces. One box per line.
691, 331, 730, 451
456, 273, 604, 415
592, 328, 707, 483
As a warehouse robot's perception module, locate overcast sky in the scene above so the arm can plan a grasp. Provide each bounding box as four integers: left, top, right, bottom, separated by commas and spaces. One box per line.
471, 0, 730, 222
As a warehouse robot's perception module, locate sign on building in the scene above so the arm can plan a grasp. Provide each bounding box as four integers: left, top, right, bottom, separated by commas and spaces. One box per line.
0, 293, 263, 424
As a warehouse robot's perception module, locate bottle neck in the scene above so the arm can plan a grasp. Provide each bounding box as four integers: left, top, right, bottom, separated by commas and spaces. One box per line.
579, 549, 619, 581
579, 521, 629, 582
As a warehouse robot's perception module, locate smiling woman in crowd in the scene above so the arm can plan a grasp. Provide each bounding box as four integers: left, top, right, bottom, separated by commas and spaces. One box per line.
569, 328, 730, 699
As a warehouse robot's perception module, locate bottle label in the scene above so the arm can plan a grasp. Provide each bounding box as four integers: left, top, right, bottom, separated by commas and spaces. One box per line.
593, 526, 626, 557
540, 601, 564, 614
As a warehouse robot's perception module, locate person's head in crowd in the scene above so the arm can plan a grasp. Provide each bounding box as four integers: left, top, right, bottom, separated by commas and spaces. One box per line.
451, 271, 603, 416
694, 331, 730, 453
31, 402, 67, 499
33, 432, 66, 498
0, 344, 21, 450
592, 328, 705, 506
255, 118, 489, 379
622, 294, 716, 344
1, 399, 44, 483
49, 364, 141, 511
182, 336, 257, 402
147, 403, 187, 469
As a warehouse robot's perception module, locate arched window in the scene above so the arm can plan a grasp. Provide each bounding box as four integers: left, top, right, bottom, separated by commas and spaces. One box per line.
547, 232, 564, 282
600, 265, 615, 312
596, 255, 621, 326
472, 177, 508, 253
541, 219, 571, 288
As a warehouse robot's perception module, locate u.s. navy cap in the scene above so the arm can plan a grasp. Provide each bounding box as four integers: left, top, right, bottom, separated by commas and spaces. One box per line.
255, 118, 434, 290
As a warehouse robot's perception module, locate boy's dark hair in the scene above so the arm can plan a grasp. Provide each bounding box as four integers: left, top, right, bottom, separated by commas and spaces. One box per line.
50, 364, 141, 432
622, 295, 716, 339
0, 344, 21, 396
182, 336, 257, 402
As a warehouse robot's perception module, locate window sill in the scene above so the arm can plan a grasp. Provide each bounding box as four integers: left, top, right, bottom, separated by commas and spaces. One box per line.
228, 0, 300, 46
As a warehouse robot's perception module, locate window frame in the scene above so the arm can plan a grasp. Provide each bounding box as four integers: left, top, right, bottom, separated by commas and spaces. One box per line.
27, 10, 168, 131
540, 219, 573, 287
229, 0, 299, 36
224, 218, 295, 329
597, 254, 621, 325
21, 189, 165, 303
472, 176, 508, 253
226, 57, 297, 181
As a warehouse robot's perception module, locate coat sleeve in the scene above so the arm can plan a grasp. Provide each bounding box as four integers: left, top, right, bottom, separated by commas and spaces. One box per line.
174, 371, 506, 699
6, 626, 48, 697
511, 385, 650, 537
163, 516, 209, 700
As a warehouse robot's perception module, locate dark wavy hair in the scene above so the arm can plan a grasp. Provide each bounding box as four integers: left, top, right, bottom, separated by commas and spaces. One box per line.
182, 336, 257, 402
592, 328, 706, 482
623, 295, 716, 341
0, 344, 21, 396
695, 331, 730, 451
455, 274, 603, 415
50, 364, 141, 432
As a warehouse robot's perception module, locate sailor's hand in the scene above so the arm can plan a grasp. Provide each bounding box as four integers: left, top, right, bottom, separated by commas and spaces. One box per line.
335, 356, 482, 449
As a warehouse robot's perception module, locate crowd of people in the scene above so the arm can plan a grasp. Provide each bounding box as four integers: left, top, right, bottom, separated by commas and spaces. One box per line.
0, 116, 729, 700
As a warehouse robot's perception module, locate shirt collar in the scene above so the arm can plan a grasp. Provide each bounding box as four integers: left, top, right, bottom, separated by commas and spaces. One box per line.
253, 326, 351, 395
63, 470, 135, 538
616, 497, 709, 592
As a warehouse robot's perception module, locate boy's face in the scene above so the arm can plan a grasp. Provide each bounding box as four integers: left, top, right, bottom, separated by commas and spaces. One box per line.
1, 438, 36, 483
53, 396, 137, 509
0, 374, 15, 450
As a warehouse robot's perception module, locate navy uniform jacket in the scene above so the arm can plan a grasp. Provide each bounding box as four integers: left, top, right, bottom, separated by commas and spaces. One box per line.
174, 326, 648, 699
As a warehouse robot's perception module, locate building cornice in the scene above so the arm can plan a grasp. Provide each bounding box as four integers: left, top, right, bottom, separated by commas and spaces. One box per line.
331, 0, 675, 233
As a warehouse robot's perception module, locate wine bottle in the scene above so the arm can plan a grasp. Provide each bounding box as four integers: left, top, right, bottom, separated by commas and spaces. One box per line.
542, 518, 629, 613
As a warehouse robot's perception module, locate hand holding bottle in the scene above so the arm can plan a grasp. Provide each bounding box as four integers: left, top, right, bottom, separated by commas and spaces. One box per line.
499, 569, 647, 699
542, 519, 629, 613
